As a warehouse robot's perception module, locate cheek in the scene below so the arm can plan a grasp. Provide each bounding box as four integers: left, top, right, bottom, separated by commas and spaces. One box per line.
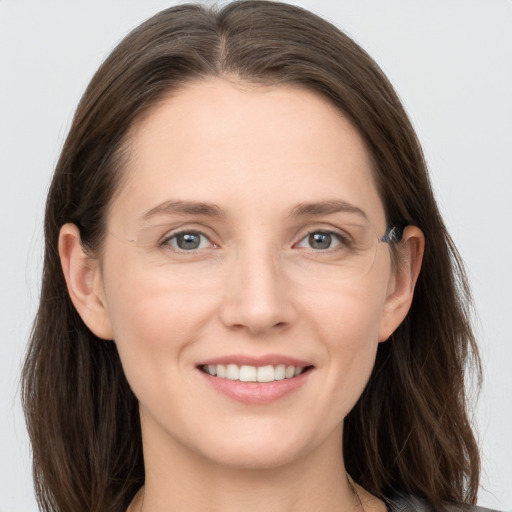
316, 286, 384, 376
103, 250, 216, 340
101, 258, 219, 391
299, 272, 389, 406
106, 280, 213, 355
299, 267, 389, 344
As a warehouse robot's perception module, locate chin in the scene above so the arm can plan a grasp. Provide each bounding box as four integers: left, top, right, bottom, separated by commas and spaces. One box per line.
188, 421, 326, 471
201, 441, 306, 471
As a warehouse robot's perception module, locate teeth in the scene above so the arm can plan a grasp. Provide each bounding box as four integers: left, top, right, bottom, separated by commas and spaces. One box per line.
226, 364, 239, 380
285, 365, 295, 379
257, 365, 274, 383
217, 364, 226, 378
274, 364, 286, 381
239, 365, 257, 382
203, 363, 307, 382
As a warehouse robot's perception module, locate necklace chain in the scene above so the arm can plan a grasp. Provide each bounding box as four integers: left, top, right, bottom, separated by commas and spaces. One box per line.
136, 474, 364, 512
139, 487, 144, 512
348, 474, 365, 512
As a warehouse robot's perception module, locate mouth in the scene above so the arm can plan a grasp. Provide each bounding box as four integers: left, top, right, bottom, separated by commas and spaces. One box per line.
196, 357, 314, 404
199, 363, 314, 383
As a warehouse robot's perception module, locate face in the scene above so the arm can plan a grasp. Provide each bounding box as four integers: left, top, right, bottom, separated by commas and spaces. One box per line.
95, 78, 399, 470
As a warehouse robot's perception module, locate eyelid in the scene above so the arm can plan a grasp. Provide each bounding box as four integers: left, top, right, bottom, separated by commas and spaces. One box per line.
154, 220, 219, 243
160, 228, 218, 251
293, 228, 348, 250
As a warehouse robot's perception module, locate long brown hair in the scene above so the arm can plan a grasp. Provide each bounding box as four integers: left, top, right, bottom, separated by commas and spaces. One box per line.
22, 2, 481, 511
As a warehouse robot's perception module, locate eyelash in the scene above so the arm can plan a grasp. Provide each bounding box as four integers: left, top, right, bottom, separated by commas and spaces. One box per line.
159, 228, 349, 253
160, 230, 215, 252
294, 230, 349, 252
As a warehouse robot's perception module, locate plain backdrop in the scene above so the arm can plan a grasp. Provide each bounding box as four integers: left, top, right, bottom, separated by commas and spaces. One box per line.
1, 1, 511, 510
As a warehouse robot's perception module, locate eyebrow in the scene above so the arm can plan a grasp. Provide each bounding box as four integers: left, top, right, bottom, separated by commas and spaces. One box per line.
141, 200, 226, 220
141, 199, 368, 222
288, 200, 369, 221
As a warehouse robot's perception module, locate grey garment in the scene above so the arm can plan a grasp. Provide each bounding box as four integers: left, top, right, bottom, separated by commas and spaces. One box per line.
387, 494, 501, 512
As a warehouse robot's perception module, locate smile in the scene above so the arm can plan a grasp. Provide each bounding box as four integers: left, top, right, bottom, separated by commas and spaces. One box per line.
200, 364, 310, 382
196, 355, 314, 404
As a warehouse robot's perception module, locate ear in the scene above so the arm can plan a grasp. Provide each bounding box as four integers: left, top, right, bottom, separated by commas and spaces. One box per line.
378, 225, 425, 342
58, 223, 114, 340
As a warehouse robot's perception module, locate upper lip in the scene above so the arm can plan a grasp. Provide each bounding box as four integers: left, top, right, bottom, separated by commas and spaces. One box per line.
196, 354, 313, 368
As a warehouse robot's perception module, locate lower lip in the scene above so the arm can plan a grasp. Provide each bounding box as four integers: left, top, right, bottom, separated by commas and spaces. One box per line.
198, 368, 312, 405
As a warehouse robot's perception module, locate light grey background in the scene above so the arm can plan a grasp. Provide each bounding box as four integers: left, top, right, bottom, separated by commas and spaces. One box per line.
1, 1, 511, 510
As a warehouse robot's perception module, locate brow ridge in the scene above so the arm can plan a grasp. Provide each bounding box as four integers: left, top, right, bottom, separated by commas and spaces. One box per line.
289, 200, 368, 221
142, 199, 368, 222
142, 200, 226, 219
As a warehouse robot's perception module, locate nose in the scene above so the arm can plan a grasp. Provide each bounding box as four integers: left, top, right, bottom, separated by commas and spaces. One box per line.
219, 249, 297, 335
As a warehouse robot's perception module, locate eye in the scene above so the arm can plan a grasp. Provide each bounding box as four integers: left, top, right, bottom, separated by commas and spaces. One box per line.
295, 231, 345, 251
163, 231, 213, 251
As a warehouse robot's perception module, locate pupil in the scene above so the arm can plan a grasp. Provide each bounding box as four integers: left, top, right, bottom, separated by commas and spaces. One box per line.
177, 233, 200, 250
309, 232, 331, 249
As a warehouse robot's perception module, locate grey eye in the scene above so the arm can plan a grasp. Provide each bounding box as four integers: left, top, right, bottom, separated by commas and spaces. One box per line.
177, 233, 201, 250
166, 232, 210, 251
308, 232, 333, 250
295, 231, 342, 250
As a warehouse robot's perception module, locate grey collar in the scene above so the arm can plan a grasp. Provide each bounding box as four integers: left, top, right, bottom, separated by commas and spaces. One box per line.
386, 493, 501, 512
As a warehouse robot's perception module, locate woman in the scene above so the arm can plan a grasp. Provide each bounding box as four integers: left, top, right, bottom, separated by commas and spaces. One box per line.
22, 2, 490, 511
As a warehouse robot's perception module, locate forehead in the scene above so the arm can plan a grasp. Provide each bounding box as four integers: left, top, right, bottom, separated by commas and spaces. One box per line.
111, 78, 385, 229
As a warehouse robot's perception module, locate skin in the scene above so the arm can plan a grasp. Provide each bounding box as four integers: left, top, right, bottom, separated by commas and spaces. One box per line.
59, 78, 424, 512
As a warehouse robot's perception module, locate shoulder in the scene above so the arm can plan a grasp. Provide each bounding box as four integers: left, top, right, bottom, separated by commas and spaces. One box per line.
386, 493, 502, 512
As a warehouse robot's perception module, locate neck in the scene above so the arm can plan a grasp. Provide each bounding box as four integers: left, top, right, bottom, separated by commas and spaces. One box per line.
136, 424, 357, 512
